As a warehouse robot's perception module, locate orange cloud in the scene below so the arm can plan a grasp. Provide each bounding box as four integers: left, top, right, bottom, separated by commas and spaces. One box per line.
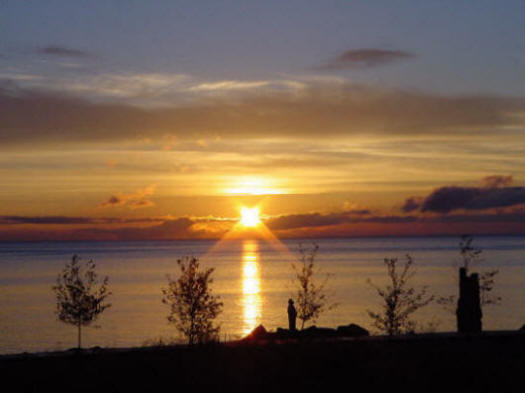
98, 185, 156, 210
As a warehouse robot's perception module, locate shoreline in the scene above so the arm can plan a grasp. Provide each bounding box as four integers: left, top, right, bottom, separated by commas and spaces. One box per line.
2, 330, 524, 392
1, 329, 523, 358
0, 329, 519, 359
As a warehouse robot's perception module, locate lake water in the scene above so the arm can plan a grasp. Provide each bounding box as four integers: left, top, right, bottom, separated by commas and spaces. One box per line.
1, 236, 524, 354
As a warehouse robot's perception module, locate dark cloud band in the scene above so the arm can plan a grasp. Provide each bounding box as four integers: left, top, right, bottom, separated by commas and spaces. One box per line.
38, 46, 91, 58
3, 209, 525, 241
403, 176, 525, 213
316, 48, 414, 70
1, 83, 524, 147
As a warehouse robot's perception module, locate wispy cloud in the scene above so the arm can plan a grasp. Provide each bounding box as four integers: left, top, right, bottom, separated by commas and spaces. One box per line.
265, 210, 370, 230
482, 175, 513, 188
4, 72, 191, 101
1, 82, 524, 147
98, 185, 156, 210
188, 79, 305, 93
38, 45, 92, 58
0, 71, 303, 104
0, 216, 160, 225
401, 197, 424, 213
0, 217, 197, 241
316, 48, 414, 70
189, 80, 270, 91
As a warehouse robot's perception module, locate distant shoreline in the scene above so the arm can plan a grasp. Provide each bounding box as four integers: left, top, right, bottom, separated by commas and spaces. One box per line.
2, 233, 525, 244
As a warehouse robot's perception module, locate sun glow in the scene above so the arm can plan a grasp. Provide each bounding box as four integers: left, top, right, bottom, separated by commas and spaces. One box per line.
239, 207, 261, 227
223, 177, 284, 195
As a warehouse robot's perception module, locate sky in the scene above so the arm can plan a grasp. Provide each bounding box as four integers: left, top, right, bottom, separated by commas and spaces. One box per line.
2, 0, 525, 240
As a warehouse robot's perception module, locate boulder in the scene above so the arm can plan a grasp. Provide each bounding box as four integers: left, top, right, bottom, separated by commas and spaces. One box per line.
245, 324, 269, 340
301, 326, 337, 338
275, 327, 299, 339
336, 323, 369, 337
245, 323, 370, 342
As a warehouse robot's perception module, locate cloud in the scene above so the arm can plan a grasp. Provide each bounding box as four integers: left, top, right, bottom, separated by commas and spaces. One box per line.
38, 46, 92, 58
482, 175, 513, 188
5, 208, 525, 241
2, 71, 191, 101
100, 195, 122, 207
265, 210, 370, 230
1, 72, 299, 104
1, 82, 524, 147
0, 215, 200, 241
0, 215, 160, 225
97, 217, 196, 240
403, 176, 525, 213
0, 217, 197, 241
98, 186, 156, 209
264, 209, 525, 238
316, 49, 414, 70
0, 216, 93, 225
16, 216, 210, 241
189, 80, 271, 91
188, 79, 305, 94
402, 197, 423, 213
420, 186, 525, 213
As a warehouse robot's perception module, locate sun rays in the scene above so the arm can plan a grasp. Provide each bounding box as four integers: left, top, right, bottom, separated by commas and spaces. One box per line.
202, 201, 294, 258
239, 207, 261, 227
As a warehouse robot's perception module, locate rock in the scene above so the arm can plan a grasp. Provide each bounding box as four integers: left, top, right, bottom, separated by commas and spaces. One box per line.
245, 323, 369, 342
336, 323, 369, 337
301, 326, 337, 338
245, 324, 268, 340
275, 327, 299, 339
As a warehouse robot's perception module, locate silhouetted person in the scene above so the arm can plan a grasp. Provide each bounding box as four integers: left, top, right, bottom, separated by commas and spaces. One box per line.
288, 298, 297, 331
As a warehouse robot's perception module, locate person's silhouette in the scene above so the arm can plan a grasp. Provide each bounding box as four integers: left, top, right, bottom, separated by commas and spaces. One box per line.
287, 298, 297, 331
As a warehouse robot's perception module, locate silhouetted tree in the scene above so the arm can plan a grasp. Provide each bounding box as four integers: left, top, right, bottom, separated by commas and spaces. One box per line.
162, 256, 223, 344
479, 269, 501, 306
458, 235, 481, 270
52, 254, 111, 349
291, 243, 337, 329
437, 235, 501, 311
367, 255, 434, 335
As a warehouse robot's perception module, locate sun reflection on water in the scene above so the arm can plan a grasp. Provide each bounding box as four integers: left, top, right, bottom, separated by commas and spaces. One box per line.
241, 240, 262, 335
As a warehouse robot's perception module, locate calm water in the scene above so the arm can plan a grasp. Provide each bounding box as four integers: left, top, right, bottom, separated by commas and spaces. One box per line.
0, 236, 524, 354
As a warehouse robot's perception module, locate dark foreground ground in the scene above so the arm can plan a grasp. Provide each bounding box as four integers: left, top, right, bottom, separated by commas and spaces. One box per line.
1, 331, 524, 393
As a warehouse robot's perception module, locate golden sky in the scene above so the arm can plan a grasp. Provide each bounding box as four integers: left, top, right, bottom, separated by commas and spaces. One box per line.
2, 2, 525, 240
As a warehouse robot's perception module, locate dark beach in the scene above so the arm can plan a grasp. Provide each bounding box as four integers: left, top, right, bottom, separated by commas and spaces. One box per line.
2, 331, 524, 393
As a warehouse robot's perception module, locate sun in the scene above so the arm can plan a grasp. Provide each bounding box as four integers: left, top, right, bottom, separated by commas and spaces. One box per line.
239, 207, 261, 227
